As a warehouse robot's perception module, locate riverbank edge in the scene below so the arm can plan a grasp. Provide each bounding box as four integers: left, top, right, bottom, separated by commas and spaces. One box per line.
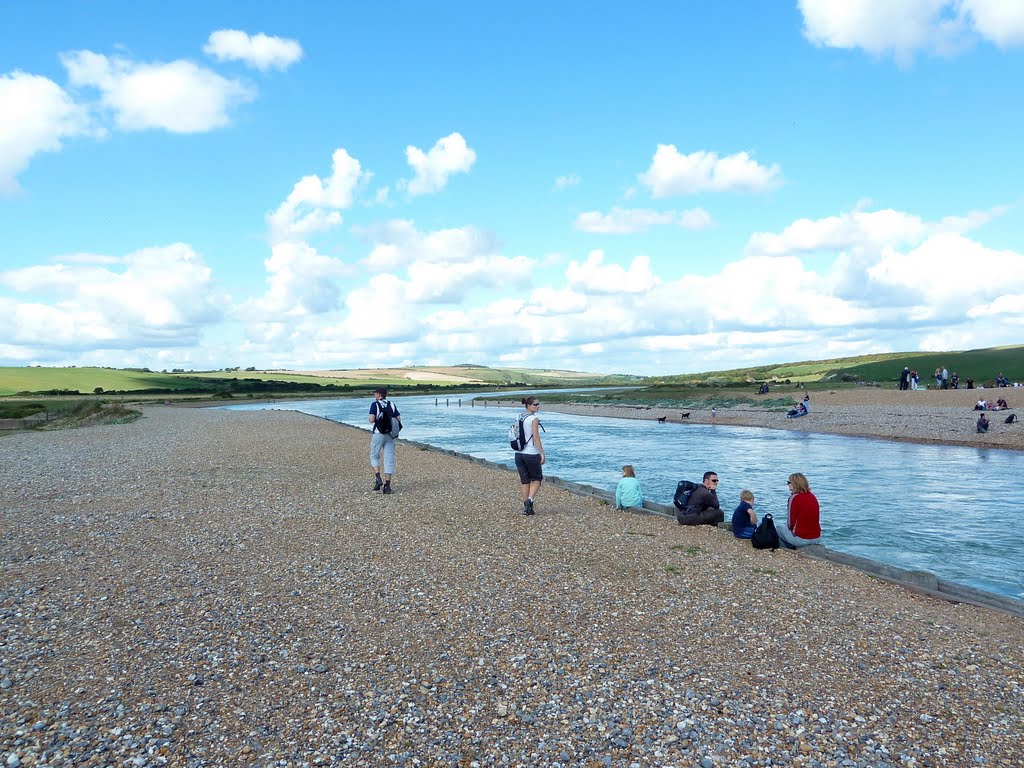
207, 401, 1024, 616
400, 432, 1024, 618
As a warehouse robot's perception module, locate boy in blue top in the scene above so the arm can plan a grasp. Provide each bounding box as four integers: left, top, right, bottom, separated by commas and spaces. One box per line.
732, 489, 757, 539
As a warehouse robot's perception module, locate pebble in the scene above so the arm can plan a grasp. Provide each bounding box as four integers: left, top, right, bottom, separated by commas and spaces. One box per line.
0, 405, 1021, 766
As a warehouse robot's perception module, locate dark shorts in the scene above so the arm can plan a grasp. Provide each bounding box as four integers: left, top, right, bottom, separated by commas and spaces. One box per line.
515, 452, 543, 484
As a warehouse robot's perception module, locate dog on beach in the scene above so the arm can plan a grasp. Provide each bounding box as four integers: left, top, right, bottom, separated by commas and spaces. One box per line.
680, 412, 690, 419
657, 416, 667, 423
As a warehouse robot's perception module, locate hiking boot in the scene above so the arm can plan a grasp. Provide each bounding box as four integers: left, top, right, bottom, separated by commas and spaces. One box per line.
524, 499, 535, 515
382, 483, 392, 495
373, 476, 383, 491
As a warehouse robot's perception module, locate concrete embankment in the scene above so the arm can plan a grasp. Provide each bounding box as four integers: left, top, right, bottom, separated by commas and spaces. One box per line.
2, 405, 1022, 766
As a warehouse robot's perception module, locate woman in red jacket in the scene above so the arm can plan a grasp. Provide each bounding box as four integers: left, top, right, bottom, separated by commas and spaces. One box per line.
777, 472, 821, 548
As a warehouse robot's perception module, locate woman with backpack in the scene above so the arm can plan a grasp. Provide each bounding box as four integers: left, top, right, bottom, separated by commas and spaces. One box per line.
514, 396, 546, 515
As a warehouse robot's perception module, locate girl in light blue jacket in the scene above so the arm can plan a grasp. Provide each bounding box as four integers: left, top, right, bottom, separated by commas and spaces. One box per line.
615, 465, 644, 510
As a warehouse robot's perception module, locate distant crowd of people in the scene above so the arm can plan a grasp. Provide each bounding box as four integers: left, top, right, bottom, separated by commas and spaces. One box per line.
900, 366, 1016, 391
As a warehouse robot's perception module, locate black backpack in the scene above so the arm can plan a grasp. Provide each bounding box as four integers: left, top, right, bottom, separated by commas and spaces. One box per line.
673, 480, 699, 511
376, 400, 396, 437
751, 513, 780, 551
1006, 413, 1018, 424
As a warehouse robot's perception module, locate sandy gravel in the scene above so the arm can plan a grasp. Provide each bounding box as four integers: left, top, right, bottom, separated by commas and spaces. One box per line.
2, 405, 1022, 767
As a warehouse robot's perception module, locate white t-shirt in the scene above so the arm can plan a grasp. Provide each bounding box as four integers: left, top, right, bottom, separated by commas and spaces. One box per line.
516, 412, 541, 455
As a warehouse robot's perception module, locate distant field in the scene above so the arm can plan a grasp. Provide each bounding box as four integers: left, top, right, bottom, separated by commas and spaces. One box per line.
0, 364, 633, 397
0, 367, 200, 397
3, 347, 1020, 397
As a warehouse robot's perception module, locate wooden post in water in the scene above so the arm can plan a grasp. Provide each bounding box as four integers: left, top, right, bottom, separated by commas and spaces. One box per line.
435, 398, 438, 406
458, 399, 461, 407
446, 398, 449, 406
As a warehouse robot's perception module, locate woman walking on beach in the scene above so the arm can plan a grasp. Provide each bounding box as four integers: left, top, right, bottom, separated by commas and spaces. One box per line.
776, 472, 821, 548
514, 396, 545, 515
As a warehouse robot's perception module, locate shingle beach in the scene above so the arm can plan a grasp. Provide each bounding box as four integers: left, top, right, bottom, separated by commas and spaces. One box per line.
2, 405, 1023, 767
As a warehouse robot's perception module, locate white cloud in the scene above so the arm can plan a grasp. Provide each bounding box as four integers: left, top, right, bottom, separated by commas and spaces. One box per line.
0, 71, 94, 195
361, 220, 500, 271
555, 174, 581, 189
406, 255, 532, 303
0, 244, 227, 353
798, 0, 1024, 62
639, 145, 782, 198
746, 204, 1004, 257
269, 148, 366, 242
61, 50, 255, 133
241, 241, 351, 319
866, 232, 1024, 309
962, 0, 1024, 47
575, 208, 675, 234
575, 207, 714, 234
403, 132, 476, 196
203, 29, 303, 71
565, 251, 659, 294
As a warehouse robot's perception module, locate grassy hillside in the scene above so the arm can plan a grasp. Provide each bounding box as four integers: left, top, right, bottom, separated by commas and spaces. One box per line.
0, 364, 638, 397
0, 367, 200, 397
648, 346, 1024, 386
2, 347, 1019, 397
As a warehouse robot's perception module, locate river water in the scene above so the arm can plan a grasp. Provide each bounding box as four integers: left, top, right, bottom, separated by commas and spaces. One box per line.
224, 393, 1024, 600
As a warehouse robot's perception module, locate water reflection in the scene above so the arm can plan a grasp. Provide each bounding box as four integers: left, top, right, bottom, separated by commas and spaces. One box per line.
225, 393, 1023, 599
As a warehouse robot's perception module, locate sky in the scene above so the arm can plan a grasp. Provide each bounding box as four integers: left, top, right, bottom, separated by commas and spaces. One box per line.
1, 1, 1023, 375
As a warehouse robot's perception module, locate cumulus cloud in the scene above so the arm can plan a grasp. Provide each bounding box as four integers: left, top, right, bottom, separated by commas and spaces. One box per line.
746, 204, 1005, 257
241, 241, 352, 319
962, 0, 1024, 47
203, 29, 303, 71
798, 0, 1024, 61
403, 132, 476, 196
639, 145, 782, 198
0, 244, 227, 354
361, 220, 500, 271
268, 148, 366, 242
61, 50, 255, 133
0, 71, 94, 195
574, 207, 713, 234
566, 251, 659, 294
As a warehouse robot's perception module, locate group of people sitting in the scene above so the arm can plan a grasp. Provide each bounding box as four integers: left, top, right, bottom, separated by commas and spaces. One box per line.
615, 467, 822, 549
786, 394, 810, 418
975, 397, 1010, 411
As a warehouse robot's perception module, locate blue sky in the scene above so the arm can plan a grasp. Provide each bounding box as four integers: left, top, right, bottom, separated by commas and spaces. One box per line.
2, 1, 1022, 375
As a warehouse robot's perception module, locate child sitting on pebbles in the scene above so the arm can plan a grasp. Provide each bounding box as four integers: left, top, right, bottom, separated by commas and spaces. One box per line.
731, 489, 758, 539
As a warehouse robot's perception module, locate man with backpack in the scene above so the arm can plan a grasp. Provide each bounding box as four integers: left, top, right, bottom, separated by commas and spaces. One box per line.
677, 471, 725, 526
369, 386, 402, 494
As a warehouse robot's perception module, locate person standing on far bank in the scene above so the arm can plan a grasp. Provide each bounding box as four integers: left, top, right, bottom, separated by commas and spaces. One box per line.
515, 396, 545, 515
368, 386, 402, 494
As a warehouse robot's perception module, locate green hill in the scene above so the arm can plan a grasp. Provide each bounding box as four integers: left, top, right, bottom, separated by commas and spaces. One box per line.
2, 347, 1020, 397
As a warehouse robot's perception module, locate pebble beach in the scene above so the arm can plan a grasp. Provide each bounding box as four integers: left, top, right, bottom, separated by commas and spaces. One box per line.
2, 404, 1023, 767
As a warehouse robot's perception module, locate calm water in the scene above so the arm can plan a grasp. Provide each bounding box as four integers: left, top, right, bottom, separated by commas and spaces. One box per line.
225, 393, 1024, 599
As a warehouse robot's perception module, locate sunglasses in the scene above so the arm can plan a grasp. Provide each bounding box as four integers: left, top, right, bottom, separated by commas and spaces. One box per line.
709, 478, 719, 484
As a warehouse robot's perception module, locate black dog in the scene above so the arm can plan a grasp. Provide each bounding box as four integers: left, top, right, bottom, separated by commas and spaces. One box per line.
680, 412, 690, 419
657, 416, 667, 423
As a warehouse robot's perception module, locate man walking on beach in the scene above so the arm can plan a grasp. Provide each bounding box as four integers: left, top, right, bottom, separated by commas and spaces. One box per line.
369, 387, 402, 494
